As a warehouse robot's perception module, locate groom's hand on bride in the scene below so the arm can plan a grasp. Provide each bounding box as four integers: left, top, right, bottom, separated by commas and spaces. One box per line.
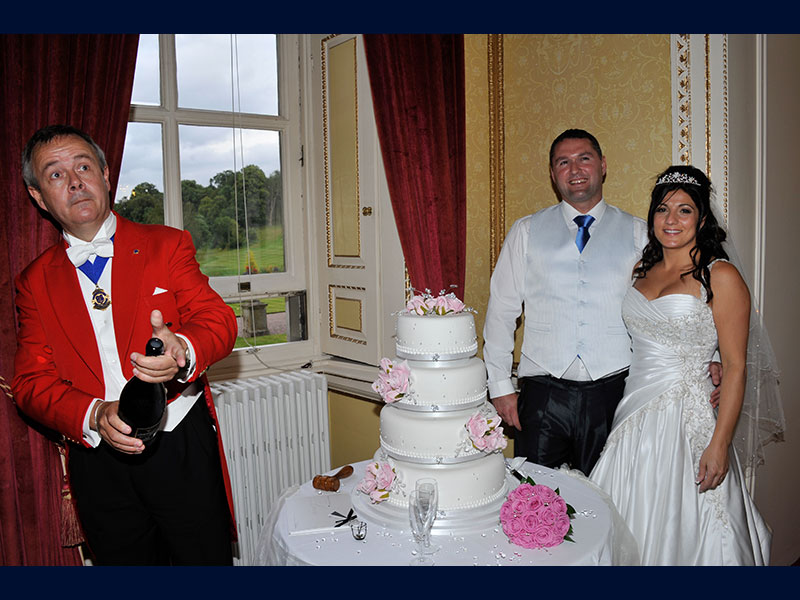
709, 361, 723, 408
492, 393, 521, 430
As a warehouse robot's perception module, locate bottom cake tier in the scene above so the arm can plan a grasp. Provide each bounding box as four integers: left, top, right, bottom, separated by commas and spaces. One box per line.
352, 449, 511, 535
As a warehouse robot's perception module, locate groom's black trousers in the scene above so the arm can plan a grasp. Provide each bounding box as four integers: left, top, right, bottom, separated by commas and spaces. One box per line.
513, 370, 628, 476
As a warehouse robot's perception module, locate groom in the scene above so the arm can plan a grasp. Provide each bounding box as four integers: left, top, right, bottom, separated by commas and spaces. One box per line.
483, 129, 648, 475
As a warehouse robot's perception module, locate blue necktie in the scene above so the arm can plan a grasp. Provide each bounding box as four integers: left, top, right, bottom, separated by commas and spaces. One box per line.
574, 215, 595, 253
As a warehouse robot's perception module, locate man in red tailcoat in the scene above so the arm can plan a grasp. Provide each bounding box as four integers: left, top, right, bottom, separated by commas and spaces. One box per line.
12, 125, 238, 565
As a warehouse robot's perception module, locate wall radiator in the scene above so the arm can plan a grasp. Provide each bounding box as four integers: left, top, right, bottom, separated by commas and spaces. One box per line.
210, 370, 330, 566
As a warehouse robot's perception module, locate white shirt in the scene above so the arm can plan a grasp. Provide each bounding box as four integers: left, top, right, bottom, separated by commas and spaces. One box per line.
483, 200, 648, 399
65, 213, 201, 446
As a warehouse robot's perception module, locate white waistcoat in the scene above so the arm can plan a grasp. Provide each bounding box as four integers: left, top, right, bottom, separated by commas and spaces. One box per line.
523, 203, 640, 379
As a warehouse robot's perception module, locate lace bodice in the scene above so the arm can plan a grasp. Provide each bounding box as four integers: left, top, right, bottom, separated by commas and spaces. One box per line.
623, 287, 718, 385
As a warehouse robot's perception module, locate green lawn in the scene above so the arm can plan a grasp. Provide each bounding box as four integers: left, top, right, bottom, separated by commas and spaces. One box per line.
196, 225, 285, 277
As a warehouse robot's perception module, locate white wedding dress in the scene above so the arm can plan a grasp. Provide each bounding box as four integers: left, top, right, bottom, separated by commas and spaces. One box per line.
590, 281, 772, 565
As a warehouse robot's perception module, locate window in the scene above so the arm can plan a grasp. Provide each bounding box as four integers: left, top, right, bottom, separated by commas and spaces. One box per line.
118, 34, 309, 359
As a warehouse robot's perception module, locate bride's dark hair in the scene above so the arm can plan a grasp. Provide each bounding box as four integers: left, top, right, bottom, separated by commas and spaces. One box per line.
634, 165, 728, 302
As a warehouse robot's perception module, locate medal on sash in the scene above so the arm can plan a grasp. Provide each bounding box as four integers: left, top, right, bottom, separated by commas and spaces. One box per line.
91, 285, 112, 310
77, 254, 112, 311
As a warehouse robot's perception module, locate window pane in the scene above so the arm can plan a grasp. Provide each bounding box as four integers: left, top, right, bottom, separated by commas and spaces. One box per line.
179, 125, 284, 278
116, 122, 164, 224
175, 34, 278, 115
228, 291, 307, 348
130, 34, 160, 106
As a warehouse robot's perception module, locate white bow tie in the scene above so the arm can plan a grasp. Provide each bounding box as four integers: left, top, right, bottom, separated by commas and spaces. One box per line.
66, 238, 114, 267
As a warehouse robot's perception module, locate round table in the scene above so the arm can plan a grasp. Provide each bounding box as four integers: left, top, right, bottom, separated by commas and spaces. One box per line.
255, 459, 639, 566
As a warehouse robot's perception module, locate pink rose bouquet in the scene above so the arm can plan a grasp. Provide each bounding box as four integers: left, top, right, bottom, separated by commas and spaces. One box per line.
357, 460, 397, 504
371, 358, 411, 404
500, 479, 575, 549
466, 410, 508, 452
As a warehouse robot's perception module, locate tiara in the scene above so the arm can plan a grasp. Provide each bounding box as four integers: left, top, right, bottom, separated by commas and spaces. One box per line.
656, 172, 700, 186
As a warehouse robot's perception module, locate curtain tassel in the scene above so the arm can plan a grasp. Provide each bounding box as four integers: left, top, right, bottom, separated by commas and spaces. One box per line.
57, 444, 85, 548
60, 476, 85, 547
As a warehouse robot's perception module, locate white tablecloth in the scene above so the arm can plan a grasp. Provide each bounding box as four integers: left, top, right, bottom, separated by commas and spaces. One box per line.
255, 459, 639, 566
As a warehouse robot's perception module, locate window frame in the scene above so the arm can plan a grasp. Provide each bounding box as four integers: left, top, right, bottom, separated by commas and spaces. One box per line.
126, 34, 307, 300
125, 34, 316, 377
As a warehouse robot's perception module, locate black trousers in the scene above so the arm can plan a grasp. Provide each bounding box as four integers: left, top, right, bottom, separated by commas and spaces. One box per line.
68, 398, 233, 565
514, 370, 628, 476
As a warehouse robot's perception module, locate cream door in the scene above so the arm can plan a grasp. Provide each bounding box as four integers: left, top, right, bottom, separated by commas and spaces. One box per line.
304, 34, 405, 366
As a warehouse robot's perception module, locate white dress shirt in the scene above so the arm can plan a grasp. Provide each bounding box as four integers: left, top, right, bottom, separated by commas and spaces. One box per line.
483, 200, 648, 399
65, 213, 201, 446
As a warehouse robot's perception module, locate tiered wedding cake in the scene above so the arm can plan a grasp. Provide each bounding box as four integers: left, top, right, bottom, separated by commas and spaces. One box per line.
354, 292, 510, 532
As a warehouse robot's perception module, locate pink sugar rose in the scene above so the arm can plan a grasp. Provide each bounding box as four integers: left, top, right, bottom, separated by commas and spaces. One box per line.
372, 358, 410, 403
357, 474, 377, 495
374, 462, 396, 490
467, 413, 489, 438
359, 461, 396, 504
484, 427, 508, 451
430, 294, 451, 315
371, 374, 387, 396
387, 363, 410, 391
369, 489, 389, 503
384, 389, 403, 404
406, 295, 428, 315
443, 294, 465, 313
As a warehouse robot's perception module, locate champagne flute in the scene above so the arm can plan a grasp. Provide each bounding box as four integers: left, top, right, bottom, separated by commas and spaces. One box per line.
408, 491, 435, 566
415, 478, 440, 554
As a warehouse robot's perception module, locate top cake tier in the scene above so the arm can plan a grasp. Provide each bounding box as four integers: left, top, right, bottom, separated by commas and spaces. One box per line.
395, 311, 478, 360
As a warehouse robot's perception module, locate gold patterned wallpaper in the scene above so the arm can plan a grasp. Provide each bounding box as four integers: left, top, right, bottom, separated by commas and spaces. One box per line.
465, 34, 673, 356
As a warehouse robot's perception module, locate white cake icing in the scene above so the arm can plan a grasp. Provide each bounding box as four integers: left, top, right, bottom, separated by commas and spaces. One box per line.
402, 357, 487, 408
358, 304, 509, 522
395, 311, 478, 360
374, 449, 508, 512
380, 403, 492, 462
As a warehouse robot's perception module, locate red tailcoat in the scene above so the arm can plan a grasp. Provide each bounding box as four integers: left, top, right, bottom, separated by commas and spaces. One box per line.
12, 213, 238, 538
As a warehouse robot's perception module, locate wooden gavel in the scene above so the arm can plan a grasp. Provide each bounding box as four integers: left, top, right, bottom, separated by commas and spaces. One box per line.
312, 465, 354, 491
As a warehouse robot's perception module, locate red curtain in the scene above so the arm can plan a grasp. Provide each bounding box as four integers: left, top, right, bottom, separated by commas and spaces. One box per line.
0, 34, 139, 565
363, 34, 467, 299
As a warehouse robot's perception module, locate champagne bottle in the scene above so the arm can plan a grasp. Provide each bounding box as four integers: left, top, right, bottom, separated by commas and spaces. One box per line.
117, 337, 167, 443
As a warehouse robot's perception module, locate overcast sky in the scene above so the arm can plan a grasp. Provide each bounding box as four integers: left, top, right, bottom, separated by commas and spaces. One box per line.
117, 34, 280, 200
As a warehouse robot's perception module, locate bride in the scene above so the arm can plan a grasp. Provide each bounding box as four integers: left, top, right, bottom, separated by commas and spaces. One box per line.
590, 165, 778, 565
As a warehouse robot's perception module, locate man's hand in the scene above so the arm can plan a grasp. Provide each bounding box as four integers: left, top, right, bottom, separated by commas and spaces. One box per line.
709, 361, 723, 409
129, 310, 189, 384
93, 400, 145, 454
492, 392, 521, 430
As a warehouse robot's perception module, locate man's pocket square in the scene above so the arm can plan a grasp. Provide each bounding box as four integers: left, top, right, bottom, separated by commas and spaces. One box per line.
153, 287, 168, 295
